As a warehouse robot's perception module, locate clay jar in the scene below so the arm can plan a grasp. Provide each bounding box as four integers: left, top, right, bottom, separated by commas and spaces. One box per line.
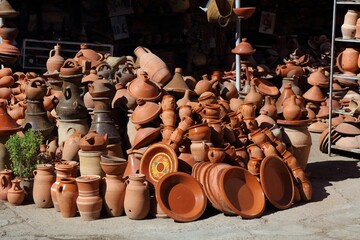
244, 83, 263, 111
134, 46, 171, 85
194, 75, 218, 96
51, 164, 74, 211
283, 95, 302, 121
161, 94, 176, 111
336, 48, 359, 76
241, 102, 257, 118
208, 147, 226, 163
160, 110, 177, 127
247, 157, 262, 175
0, 169, 13, 201
46, 44, 65, 73
260, 96, 277, 120
186, 123, 211, 142
124, 173, 150, 220
57, 177, 79, 218
177, 116, 194, 132
202, 103, 221, 118
25, 77, 47, 101
178, 105, 193, 121
190, 140, 212, 162
248, 128, 268, 146
79, 130, 109, 151
62, 130, 83, 161
103, 174, 126, 217
7, 179, 25, 205
76, 175, 103, 221
161, 125, 175, 143
33, 164, 55, 208
198, 91, 217, 106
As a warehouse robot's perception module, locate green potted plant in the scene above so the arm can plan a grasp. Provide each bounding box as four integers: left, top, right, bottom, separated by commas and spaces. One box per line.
5, 129, 44, 201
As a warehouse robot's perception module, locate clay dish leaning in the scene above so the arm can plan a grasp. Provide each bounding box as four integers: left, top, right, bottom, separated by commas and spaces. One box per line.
260, 156, 294, 210
131, 99, 161, 125
219, 166, 266, 218
334, 122, 360, 135
232, 7, 256, 19
131, 127, 161, 150
156, 172, 207, 222
253, 78, 279, 98
100, 155, 128, 175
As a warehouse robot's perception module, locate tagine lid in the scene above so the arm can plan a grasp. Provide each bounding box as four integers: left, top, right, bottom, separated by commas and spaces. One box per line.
232, 38, 256, 55
0, 0, 19, 18
131, 99, 162, 125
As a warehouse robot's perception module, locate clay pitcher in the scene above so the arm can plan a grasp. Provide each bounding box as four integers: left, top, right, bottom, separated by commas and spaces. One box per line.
57, 177, 78, 218
33, 164, 55, 208
103, 174, 126, 217
7, 179, 25, 205
51, 164, 73, 211
194, 74, 218, 96
283, 95, 302, 121
124, 173, 150, 220
46, 44, 65, 73
0, 169, 13, 200
244, 82, 263, 112
337, 48, 359, 76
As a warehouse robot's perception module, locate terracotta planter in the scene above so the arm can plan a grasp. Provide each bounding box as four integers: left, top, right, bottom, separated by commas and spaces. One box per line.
33, 164, 55, 208
102, 174, 126, 217
78, 150, 105, 177
124, 173, 150, 220
57, 177, 78, 218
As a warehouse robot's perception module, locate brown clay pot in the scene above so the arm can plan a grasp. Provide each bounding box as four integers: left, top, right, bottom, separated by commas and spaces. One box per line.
79, 130, 109, 151
124, 173, 150, 220
62, 130, 83, 161
33, 164, 55, 208
51, 164, 74, 212
7, 179, 25, 205
240, 102, 257, 118
336, 48, 359, 76
0, 75, 14, 88
161, 94, 176, 111
178, 105, 193, 121
0, 169, 13, 201
260, 96, 277, 120
57, 177, 78, 218
247, 157, 262, 175
283, 95, 302, 121
194, 75, 218, 96
46, 44, 65, 74
160, 110, 177, 127
244, 83, 263, 111
103, 174, 126, 217
208, 147, 226, 163
186, 123, 211, 142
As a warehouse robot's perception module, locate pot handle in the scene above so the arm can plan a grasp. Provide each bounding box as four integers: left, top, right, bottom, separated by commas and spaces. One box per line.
79, 86, 86, 98
57, 182, 63, 193
1, 175, 7, 188
33, 170, 37, 176
49, 49, 55, 58
143, 180, 148, 189
336, 52, 345, 73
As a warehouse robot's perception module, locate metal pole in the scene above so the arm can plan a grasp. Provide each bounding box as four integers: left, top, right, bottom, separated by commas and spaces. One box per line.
235, 0, 241, 91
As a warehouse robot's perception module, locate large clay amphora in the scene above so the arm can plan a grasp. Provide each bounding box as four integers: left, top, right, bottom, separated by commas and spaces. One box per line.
50, 164, 73, 211
124, 173, 150, 220
0, 169, 12, 200
103, 174, 126, 217
33, 164, 55, 208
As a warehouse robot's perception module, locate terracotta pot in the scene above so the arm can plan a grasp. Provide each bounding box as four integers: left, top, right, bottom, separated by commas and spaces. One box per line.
198, 91, 217, 106
276, 61, 304, 77
75, 43, 103, 68
260, 96, 277, 120
62, 130, 83, 161
243, 118, 259, 133
176, 89, 192, 108
112, 83, 137, 111
0, 75, 14, 88
241, 102, 257, 118
208, 147, 225, 163
33, 164, 55, 208
7, 179, 25, 205
78, 150, 105, 177
336, 48, 359, 76
46, 44, 65, 73
0, 169, 13, 201
344, 9, 358, 25
178, 105, 193, 121
100, 155, 127, 176
260, 141, 279, 157
0, 87, 12, 99
131, 99, 161, 125
234, 146, 249, 165
186, 123, 211, 142
202, 103, 221, 118
194, 75, 219, 96
161, 125, 175, 143
207, 120, 225, 147
276, 82, 296, 114
283, 95, 302, 121
161, 94, 176, 111
0, 22, 18, 41
160, 110, 177, 127
247, 144, 264, 159
255, 110, 276, 129
248, 128, 268, 146
57, 177, 78, 218
190, 140, 211, 162
76, 175, 103, 221
177, 116, 193, 131
134, 46, 171, 85
79, 130, 109, 151
102, 174, 126, 217
124, 173, 150, 220
51, 164, 73, 212
244, 83, 263, 111
57, 119, 89, 146
247, 157, 262, 175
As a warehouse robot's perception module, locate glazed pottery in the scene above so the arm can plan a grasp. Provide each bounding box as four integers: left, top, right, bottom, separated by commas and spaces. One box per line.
76, 175, 103, 221
336, 48, 359, 76
32, 164, 55, 208
78, 150, 105, 177
156, 172, 207, 222
51, 164, 73, 211
0, 169, 12, 200
124, 173, 150, 220
46, 44, 64, 73
7, 179, 25, 205
57, 177, 78, 218
103, 174, 126, 217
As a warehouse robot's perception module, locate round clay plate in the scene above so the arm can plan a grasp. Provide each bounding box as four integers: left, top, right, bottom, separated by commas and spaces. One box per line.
155, 172, 207, 222
140, 143, 178, 186
260, 156, 295, 210
219, 166, 266, 218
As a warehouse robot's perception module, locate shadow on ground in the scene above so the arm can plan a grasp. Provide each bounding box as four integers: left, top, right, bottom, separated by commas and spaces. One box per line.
306, 159, 360, 202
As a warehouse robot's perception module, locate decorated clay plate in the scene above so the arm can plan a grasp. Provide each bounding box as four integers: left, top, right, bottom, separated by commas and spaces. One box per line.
156, 172, 207, 222
140, 143, 178, 186
260, 156, 295, 210
219, 166, 265, 218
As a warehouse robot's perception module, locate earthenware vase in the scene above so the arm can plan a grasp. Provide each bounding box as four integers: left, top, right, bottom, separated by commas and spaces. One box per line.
57, 177, 78, 218
51, 164, 73, 211
46, 44, 65, 74
283, 95, 302, 121
124, 173, 150, 220
194, 75, 218, 96
7, 179, 25, 205
33, 164, 55, 208
244, 83, 263, 111
336, 48, 359, 76
0, 169, 12, 200
176, 89, 192, 108
103, 174, 126, 217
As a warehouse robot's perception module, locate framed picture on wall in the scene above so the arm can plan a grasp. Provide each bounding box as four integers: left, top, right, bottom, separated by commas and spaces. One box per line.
259, 11, 276, 35
110, 15, 129, 40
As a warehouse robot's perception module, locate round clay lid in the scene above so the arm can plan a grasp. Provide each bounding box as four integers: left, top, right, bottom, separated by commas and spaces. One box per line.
127, 73, 162, 101
131, 99, 161, 125
231, 38, 256, 55
82, 69, 100, 84
253, 78, 279, 98
131, 127, 161, 150
155, 171, 207, 222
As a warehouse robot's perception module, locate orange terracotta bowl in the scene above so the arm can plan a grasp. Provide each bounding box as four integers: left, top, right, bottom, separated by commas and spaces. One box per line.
232, 7, 256, 19
100, 155, 128, 175
156, 172, 207, 222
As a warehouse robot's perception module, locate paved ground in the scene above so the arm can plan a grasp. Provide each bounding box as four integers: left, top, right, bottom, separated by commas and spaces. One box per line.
1, 133, 360, 240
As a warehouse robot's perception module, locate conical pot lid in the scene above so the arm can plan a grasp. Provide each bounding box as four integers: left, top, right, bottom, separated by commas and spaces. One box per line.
303, 84, 326, 102
131, 99, 162, 125
0, 101, 22, 135
127, 72, 162, 101
131, 127, 161, 150
163, 68, 194, 95
308, 119, 328, 133
0, 0, 19, 18
232, 38, 256, 55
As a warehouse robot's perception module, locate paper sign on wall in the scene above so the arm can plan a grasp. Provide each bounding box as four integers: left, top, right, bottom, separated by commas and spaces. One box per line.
259, 11, 276, 35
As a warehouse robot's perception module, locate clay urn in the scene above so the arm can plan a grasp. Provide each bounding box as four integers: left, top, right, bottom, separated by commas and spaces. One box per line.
336, 48, 359, 76
46, 44, 65, 74
79, 130, 109, 151
7, 179, 25, 205
282, 95, 302, 121
194, 74, 218, 96
25, 77, 47, 101
127, 72, 162, 101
